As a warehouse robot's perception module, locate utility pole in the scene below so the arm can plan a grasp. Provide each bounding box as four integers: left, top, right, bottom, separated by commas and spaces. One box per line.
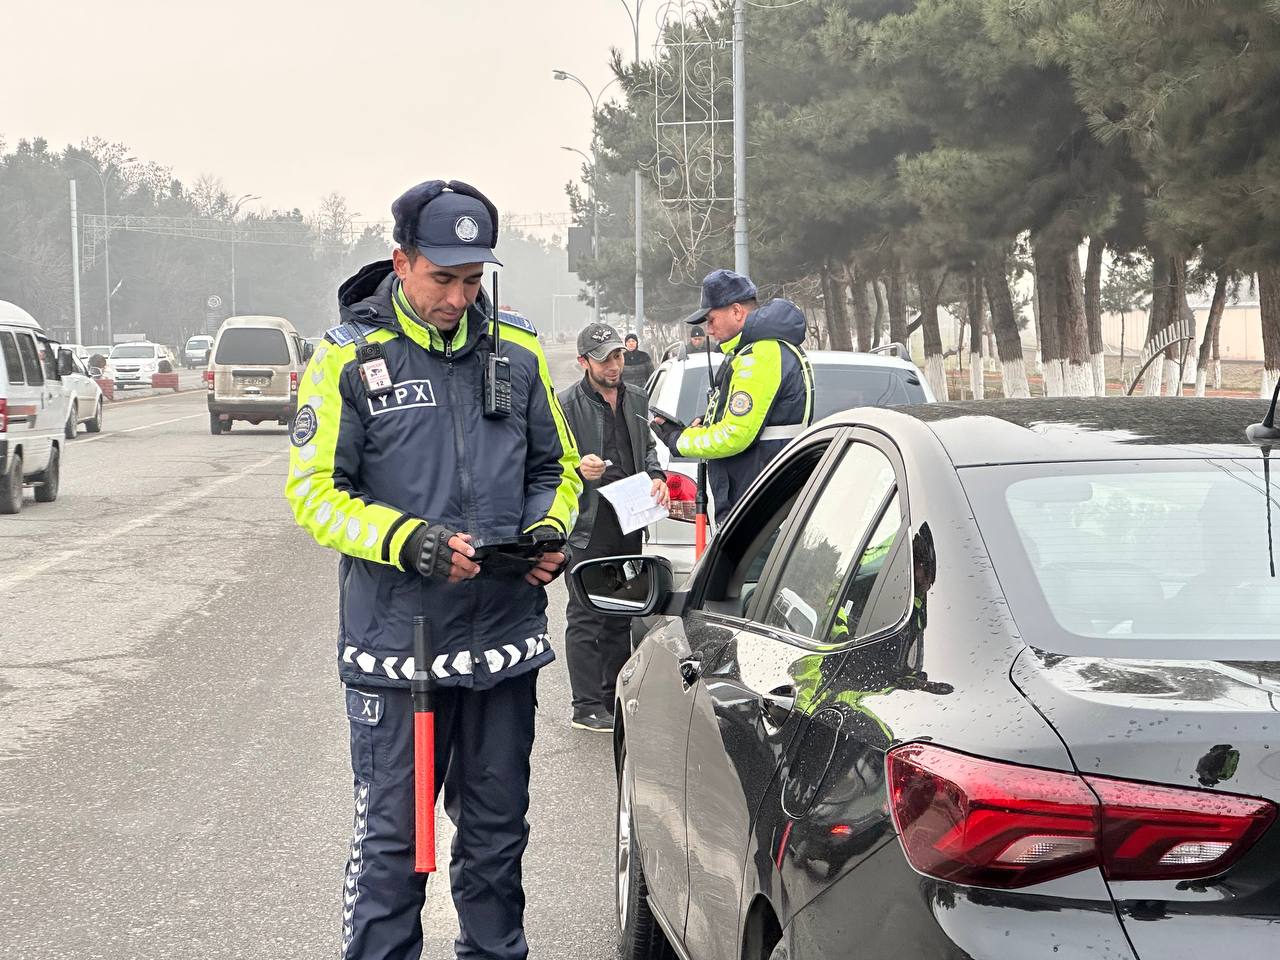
619, 0, 646, 337
732, 0, 749, 275
69, 180, 83, 343
69, 155, 132, 344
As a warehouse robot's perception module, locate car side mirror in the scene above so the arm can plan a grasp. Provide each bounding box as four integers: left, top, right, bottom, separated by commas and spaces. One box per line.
88, 365, 103, 378
57, 349, 75, 377
570, 555, 674, 618
302, 342, 315, 362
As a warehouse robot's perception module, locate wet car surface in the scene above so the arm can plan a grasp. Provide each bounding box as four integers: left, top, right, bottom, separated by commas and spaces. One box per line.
592, 398, 1280, 960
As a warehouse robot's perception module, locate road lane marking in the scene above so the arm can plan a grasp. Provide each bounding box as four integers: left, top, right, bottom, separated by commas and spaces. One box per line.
0, 452, 282, 595
77, 413, 206, 444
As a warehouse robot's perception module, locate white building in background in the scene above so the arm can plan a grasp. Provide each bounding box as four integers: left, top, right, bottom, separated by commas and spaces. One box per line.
1101, 298, 1264, 362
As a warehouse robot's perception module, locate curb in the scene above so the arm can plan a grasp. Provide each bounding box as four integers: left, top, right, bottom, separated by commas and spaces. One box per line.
105, 386, 205, 407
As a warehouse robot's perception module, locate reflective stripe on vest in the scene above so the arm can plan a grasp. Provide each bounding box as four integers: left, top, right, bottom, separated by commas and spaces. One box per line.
759, 424, 806, 443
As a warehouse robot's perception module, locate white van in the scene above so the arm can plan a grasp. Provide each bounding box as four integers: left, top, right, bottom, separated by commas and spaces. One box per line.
0, 301, 69, 513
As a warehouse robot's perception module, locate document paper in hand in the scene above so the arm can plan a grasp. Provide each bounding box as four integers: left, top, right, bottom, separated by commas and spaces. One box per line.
597, 472, 669, 535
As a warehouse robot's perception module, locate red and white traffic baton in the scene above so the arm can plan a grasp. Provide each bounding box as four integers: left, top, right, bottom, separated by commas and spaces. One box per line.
412, 615, 436, 874
694, 460, 709, 560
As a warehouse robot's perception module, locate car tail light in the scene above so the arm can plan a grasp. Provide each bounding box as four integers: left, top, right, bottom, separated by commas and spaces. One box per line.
665, 471, 698, 521
289, 371, 298, 393
0, 398, 7, 432
886, 743, 1276, 889
203, 370, 214, 391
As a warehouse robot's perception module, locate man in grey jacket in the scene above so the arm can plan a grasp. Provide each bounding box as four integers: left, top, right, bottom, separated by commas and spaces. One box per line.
558, 322, 669, 731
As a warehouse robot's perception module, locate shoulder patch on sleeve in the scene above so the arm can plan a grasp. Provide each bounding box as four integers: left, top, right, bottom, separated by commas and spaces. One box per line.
291, 405, 319, 447
324, 320, 385, 346
728, 390, 753, 416
497, 310, 537, 335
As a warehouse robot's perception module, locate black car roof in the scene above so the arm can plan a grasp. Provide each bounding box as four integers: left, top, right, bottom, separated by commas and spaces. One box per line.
849, 397, 1274, 467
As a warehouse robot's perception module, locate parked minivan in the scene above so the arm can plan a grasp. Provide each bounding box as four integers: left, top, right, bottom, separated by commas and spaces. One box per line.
0, 300, 69, 513
206, 315, 311, 434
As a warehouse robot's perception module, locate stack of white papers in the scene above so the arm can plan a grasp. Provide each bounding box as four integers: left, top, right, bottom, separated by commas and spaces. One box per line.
597, 472, 669, 535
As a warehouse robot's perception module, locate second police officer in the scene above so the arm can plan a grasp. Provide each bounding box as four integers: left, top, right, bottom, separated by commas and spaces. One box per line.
286, 180, 582, 960
652, 268, 816, 519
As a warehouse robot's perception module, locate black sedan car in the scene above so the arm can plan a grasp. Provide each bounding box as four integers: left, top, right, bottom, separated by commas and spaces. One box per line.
572, 398, 1280, 960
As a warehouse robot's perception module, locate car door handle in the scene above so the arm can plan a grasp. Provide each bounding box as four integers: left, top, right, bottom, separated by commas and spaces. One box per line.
678, 656, 704, 686
760, 685, 797, 727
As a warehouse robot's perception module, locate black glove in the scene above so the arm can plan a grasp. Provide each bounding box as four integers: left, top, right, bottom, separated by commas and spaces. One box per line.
527, 525, 568, 581
651, 419, 683, 452
401, 522, 463, 579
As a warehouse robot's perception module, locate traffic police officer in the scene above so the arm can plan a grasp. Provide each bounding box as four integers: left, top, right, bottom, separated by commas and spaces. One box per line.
285, 179, 582, 960
652, 268, 815, 518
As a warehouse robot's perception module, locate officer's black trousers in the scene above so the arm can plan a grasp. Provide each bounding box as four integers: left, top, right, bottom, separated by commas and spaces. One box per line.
341, 671, 537, 960
564, 505, 642, 717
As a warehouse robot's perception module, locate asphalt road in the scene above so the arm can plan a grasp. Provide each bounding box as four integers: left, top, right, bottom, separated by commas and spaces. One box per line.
0, 339, 619, 959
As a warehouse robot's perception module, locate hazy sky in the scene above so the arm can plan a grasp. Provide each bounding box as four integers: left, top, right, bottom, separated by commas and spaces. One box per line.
1, 0, 648, 227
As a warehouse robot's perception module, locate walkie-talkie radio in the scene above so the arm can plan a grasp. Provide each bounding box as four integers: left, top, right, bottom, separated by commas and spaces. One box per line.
483, 272, 512, 419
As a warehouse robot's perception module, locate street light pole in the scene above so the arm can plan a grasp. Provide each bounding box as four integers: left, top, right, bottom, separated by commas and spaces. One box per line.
617, 0, 647, 338
554, 69, 620, 324
732, 0, 749, 275
227, 194, 260, 316
561, 146, 600, 323
69, 155, 133, 344
69, 180, 83, 343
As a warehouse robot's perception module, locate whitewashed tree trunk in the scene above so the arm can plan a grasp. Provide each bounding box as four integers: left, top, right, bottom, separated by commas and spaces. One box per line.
1063, 361, 1094, 397
925, 354, 949, 401
1194, 369, 1207, 397
1042, 359, 1065, 397
1091, 353, 1106, 396
1143, 359, 1164, 396
969, 353, 984, 400
1260, 367, 1279, 400
1165, 357, 1183, 396
1002, 358, 1031, 399
1213, 359, 1222, 389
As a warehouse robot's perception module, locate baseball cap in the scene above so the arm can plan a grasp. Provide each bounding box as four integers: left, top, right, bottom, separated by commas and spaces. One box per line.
577, 322, 625, 361
684, 268, 758, 323
391, 180, 502, 267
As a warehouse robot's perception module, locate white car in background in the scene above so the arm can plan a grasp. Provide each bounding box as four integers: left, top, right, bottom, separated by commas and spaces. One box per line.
56, 346, 105, 436
644, 344, 936, 578
107, 341, 174, 390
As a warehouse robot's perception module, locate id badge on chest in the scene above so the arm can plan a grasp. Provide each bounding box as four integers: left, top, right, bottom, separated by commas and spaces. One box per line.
357, 343, 393, 397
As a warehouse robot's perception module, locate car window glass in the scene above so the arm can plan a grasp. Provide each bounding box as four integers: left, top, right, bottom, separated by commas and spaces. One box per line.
834, 494, 912, 641
811, 364, 926, 418
699, 442, 831, 618
16, 333, 45, 386
38, 340, 58, 380
677, 360, 719, 424
111, 344, 158, 359
0, 332, 25, 385
762, 443, 896, 639
215, 328, 290, 365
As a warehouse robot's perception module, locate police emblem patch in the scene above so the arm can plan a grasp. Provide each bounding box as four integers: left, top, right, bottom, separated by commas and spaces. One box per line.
291, 405, 318, 447
455, 216, 480, 242
728, 390, 753, 416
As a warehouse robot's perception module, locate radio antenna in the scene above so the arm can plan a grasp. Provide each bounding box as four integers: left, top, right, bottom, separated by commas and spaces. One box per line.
491, 270, 501, 355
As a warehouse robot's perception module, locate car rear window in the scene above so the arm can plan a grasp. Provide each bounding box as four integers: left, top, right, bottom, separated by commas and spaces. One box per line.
215, 328, 290, 365
811, 364, 926, 417
963, 461, 1280, 655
